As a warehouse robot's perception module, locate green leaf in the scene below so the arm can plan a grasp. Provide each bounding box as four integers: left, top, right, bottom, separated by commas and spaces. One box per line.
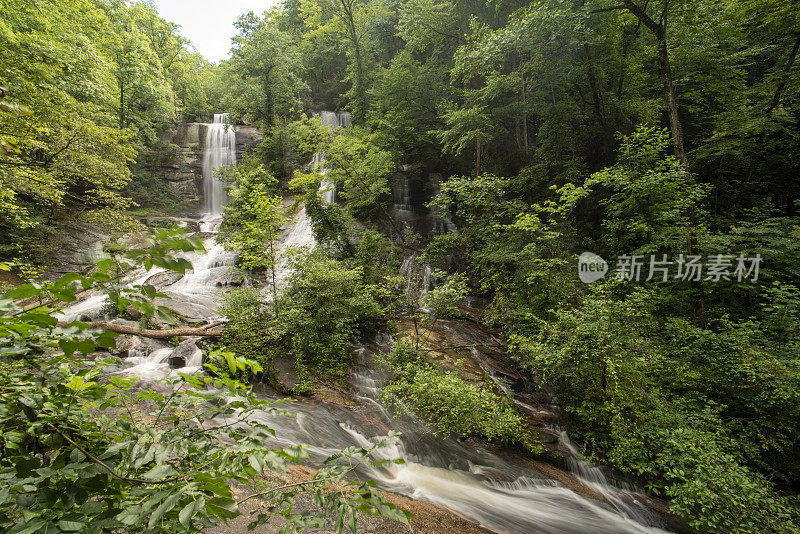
5, 284, 39, 299
7, 518, 46, 534
57, 519, 87, 531
179, 497, 204, 527
205, 496, 239, 520
59, 339, 78, 357
77, 339, 95, 355
148, 491, 183, 529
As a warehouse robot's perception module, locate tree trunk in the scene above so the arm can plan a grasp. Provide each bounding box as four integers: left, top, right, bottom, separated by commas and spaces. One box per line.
622, 0, 686, 164
339, 0, 367, 124
476, 137, 482, 175
584, 43, 608, 135
119, 80, 125, 129
269, 239, 279, 316
263, 65, 275, 128
521, 77, 529, 153
658, 36, 686, 164
58, 321, 224, 339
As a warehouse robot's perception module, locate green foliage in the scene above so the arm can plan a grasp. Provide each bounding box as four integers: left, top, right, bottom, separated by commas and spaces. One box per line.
278, 251, 385, 381
419, 271, 468, 318
286, 114, 333, 163
220, 251, 385, 388
0, 0, 220, 259
512, 284, 800, 533
354, 229, 399, 284
218, 183, 284, 272
585, 126, 710, 255
383, 355, 537, 450
219, 287, 274, 372
226, 11, 306, 128
8, 0, 800, 530
325, 129, 394, 219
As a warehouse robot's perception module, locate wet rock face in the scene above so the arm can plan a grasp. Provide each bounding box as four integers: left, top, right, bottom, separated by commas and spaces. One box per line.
385, 171, 457, 243
235, 126, 262, 156
144, 271, 184, 289
272, 356, 299, 392
41, 222, 110, 281
111, 330, 172, 359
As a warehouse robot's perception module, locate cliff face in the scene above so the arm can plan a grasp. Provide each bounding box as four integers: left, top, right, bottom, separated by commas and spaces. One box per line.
144, 123, 262, 213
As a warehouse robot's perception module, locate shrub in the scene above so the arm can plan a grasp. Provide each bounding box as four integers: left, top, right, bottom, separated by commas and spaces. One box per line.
277, 251, 385, 379
219, 287, 275, 371
382, 358, 539, 451
514, 284, 800, 533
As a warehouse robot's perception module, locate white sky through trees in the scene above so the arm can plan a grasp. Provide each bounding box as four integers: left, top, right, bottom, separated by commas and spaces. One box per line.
152, 0, 282, 62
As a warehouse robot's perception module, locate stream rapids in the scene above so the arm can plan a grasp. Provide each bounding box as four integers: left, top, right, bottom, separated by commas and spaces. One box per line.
58, 208, 675, 534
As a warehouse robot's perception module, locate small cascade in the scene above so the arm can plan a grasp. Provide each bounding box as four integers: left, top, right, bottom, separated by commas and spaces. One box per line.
215, 344, 670, 534
558, 432, 653, 525
318, 110, 352, 130
202, 113, 236, 216
392, 173, 412, 211
314, 111, 351, 203
399, 255, 435, 297
118, 347, 174, 382
272, 206, 317, 291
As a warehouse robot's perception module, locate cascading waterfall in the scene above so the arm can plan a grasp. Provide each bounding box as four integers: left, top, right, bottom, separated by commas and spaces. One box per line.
316, 111, 351, 203
270, 110, 351, 289
202, 113, 236, 216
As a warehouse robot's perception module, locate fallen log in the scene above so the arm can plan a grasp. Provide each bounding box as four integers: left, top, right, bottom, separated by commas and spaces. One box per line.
57, 320, 224, 339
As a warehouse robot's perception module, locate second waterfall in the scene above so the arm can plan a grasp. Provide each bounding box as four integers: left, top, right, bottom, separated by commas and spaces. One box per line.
202, 113, 236, 216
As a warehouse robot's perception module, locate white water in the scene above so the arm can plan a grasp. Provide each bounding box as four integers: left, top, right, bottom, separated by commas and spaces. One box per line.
393, 173, 412, 211
221, 348, 671, 534
203, 113, 236, 216
399, 255, 435, 295
266, 110, 351, 290
315, 111, 351, 203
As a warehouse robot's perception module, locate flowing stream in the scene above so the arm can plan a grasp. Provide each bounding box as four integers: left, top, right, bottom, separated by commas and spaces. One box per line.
59, 112, 676, 533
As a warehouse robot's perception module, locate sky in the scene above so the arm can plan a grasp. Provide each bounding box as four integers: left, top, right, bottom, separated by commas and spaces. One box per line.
152, 0, 281, 63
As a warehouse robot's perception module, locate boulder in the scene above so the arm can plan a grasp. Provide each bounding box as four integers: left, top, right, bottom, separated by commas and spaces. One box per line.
145, 271, 184, 289
272, 356, 299, 392
169, 337, 203, 368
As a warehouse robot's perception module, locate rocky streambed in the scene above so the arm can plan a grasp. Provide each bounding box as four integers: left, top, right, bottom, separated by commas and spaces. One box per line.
50, 212, 683, 534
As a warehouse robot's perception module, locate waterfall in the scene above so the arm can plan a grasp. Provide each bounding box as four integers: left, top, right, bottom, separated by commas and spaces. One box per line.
316, 111, 351, 202
393, 173, 412, 211
319, 110, 351, 130
268, 111, 352, 290
202, 113, 236, 216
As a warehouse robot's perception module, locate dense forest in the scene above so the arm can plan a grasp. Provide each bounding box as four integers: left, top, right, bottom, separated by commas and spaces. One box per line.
1, 0, 799, 532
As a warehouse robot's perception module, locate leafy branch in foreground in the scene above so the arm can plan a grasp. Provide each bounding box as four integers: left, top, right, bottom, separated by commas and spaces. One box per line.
0, 236, 410, 533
